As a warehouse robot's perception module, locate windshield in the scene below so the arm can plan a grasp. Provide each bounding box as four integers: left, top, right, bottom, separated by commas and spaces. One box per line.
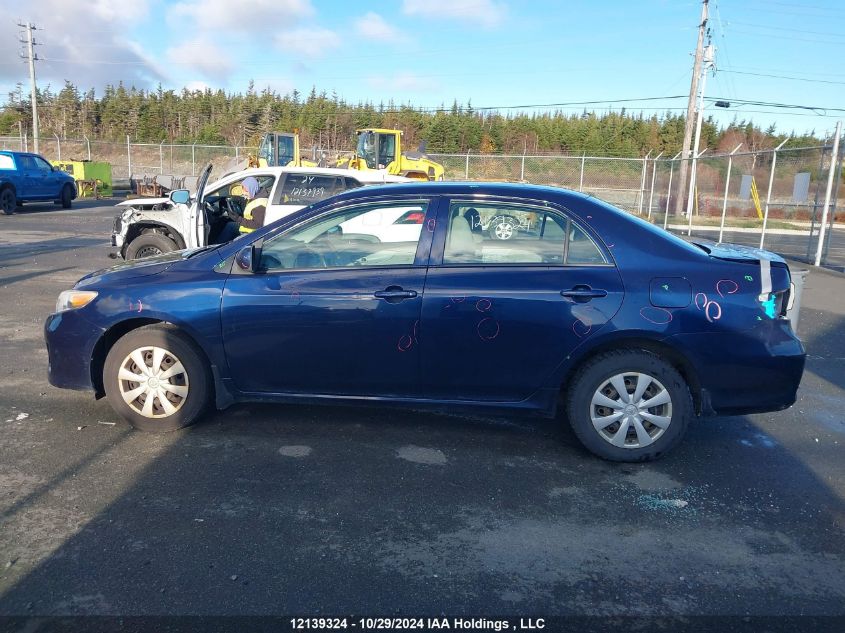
277, 135, 295, 166
356, 131, 378, 169
258, 135, 273, 165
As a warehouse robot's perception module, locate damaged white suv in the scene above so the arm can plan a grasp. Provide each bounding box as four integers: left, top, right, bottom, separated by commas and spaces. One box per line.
111, 165, 410, 259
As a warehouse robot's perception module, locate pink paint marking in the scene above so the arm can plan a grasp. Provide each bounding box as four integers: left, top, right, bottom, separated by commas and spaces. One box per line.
639, 306, 673, 325
477, 317, 501, 341
476, 298, 492, 313
572, 319, 592, 338
397, 335, 414, 352
716, 279, 739, 297
412, 319, 420, 343
705, 301, 722, 323
427, 219, 436, 233
694, 292, 708, 310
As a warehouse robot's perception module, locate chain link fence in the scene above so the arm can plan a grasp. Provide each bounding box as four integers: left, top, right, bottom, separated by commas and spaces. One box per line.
2, 135, 842, 270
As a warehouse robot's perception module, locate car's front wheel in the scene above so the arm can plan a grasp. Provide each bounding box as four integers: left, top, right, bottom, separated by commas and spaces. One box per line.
60, 184, 73, 209
103, 325, 211, 432
565, 350, 692, 462
125, 232, 179, 259
0, 187, 16, 215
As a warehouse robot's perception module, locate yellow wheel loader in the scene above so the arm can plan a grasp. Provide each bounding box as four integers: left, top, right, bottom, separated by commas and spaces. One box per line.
256, 131, 318, 168
335, 129, 445, 181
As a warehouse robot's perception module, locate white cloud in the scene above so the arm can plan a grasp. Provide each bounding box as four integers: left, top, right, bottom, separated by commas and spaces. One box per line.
354, 12, 405, 43
185, 80, 211, 92
402, 0, 507, 28
275, 27, 341, 58
0, 0, 164, 89
166, 38, 235, 78
168, 0, 313, 33
367, 72, 438, 92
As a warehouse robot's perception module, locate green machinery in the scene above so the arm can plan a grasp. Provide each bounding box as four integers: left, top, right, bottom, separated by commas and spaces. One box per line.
51, 160, 113, 197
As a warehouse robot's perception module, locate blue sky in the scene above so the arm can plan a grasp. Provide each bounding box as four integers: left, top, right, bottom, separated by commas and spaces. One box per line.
1, 0, 843, 138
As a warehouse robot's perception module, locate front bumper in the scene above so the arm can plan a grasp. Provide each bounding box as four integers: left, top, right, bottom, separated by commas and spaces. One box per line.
44, 310, 105, 391
669, 319, 806, 416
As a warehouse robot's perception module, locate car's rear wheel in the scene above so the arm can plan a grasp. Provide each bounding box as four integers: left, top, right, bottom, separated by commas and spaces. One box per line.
125, 232, 178, 259
103, 325, 211, 432
565, 350, 692, 462
0, 187, 16, 215
60, 184, 73, 209
489, 215, 518, 240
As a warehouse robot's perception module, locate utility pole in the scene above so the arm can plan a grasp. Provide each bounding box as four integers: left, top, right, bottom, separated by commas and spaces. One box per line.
19, 22, 40, 154
675, 0, 709, 216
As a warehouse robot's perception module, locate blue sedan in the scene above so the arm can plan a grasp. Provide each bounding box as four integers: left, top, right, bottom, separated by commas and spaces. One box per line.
44, 182, 805, 461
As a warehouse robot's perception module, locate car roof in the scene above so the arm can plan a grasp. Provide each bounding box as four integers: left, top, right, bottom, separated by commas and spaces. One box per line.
228, 166, 413, 184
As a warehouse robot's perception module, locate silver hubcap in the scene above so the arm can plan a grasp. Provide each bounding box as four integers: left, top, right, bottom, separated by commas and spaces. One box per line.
494, 221, 514, 239
117, 346, 189, 418
590, 372, 672, 448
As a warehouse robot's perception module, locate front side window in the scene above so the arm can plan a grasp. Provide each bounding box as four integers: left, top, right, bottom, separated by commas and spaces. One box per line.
356, 132, 378, 169
259, 201, 428, 271
277, 135, 295, 165
33, 156, 52, 171
378, 134, 396, 167
442, 202, 606, 265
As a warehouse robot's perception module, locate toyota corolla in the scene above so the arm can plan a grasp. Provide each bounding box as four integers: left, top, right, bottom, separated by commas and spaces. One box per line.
44, 182, 805, 461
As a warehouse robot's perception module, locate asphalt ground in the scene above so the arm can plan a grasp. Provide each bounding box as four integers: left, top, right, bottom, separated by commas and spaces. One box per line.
0, 200, 844, 627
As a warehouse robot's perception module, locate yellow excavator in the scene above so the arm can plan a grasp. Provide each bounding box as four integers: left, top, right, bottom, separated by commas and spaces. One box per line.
335, 129, 445, 181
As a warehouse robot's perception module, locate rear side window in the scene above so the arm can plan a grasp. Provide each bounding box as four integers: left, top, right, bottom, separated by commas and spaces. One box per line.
442, 202, 607, 266
275, 174, 347, 205
0, 155, 14, 170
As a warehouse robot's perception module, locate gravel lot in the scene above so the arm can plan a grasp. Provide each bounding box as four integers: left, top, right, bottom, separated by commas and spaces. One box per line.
0, 200, 844, 623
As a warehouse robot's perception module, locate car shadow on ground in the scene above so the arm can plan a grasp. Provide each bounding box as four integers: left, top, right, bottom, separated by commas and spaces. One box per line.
7, 198, 121, 215
1, 386, 844, 617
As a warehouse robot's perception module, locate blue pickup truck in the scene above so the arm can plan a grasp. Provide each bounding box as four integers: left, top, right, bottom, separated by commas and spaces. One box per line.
0, 150, 77, 214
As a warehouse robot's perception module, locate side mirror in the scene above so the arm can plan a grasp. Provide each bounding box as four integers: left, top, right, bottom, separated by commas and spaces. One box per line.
235, 240, 263, 273
169, 189, 190, 204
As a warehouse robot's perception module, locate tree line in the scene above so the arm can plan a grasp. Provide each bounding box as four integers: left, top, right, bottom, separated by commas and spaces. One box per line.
0, 81, 823, 157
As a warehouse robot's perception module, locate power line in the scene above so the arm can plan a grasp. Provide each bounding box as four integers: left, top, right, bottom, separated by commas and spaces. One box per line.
721, 69, 845, 85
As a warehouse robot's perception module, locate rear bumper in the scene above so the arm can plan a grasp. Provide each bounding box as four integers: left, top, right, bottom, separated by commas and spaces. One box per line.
44, 311, 104, 391
668, 319, 805, 416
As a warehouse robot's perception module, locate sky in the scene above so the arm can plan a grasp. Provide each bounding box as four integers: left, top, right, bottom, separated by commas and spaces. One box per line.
1, 0, 844, 139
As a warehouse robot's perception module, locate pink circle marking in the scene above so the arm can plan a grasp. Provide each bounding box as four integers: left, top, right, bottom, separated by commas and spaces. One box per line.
397, 335, 414, 352
476, 298, 492, 312
716, 279, 739, 297
705, 301, 722, 323
694, 292, 708, 310
572, 319, 592, 338
427, 219, 436, 233
640, 306, 673, 325
477, 318, 500, 341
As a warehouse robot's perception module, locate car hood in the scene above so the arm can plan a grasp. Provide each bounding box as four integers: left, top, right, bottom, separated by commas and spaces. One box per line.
74, 249, 204, 288
691, 240, 787, 265
116, 196, 171, 207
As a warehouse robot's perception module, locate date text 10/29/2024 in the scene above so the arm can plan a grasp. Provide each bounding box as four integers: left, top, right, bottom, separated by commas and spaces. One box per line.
290, 618, 546, 631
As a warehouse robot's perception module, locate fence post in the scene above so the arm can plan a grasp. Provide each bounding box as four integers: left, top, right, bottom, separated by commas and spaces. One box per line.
23, 132, 27, 152
192, 144, 196, 176
465, 151, 470, 179
760, 139, 788, 249
170, 144, 173, 172
814, 121, 843, 266
664, 151, 681, 229
520, 153, 526, 182
235, 146, 239, 162
638, 151, 651, 215
127, 135, 132, 179
687, 149, 708, 235
718, 143, 743, 243
84, 135, 91, 161
647, 152, 663, 220
579, 153, 586, 192
54, 133, 61, 160
159, 141, 164, 174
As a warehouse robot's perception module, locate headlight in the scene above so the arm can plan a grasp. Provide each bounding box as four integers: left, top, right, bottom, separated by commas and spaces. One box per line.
56, 290, 98, 313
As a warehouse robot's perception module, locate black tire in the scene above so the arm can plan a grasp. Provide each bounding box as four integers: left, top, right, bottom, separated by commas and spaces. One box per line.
488, 215, 518, 240
0, 187, 16, 215
564, 349, 692, 462
103, 325, 211, 432
60, 184, 73, 209
125, 232, 179, 259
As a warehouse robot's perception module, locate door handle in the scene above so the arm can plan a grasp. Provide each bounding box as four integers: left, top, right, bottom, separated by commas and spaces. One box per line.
560, 286, 608, 302
374, 286, 418, 302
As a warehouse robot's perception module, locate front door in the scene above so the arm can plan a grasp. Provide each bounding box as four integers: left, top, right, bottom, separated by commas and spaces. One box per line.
419, 199, 624, 402
221, 197, 436, 397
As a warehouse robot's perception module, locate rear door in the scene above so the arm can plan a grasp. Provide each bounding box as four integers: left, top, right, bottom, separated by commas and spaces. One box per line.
266, 173, 357, 225
418, 198, 624, 402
